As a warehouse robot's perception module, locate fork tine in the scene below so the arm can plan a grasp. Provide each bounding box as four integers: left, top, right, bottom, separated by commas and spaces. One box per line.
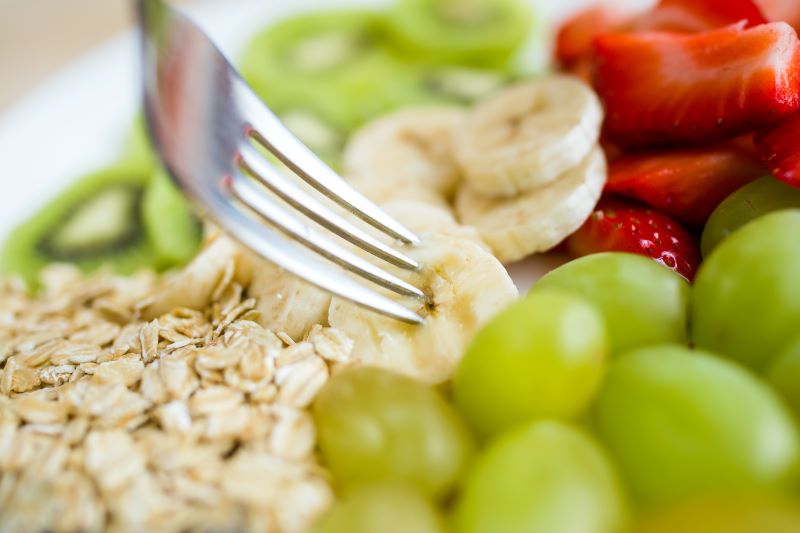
237, 143, 420, 271
233, 85, 421, 245
228, 172, 428, 301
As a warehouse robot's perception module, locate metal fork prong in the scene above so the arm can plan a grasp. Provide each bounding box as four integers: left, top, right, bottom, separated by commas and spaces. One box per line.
222, 204, 425, 324
229, 173, 428, 301
234, 85, 421, 246
238, 143, 421, 272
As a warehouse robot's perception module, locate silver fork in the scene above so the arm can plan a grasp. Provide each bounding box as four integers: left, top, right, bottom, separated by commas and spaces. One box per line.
138, 0, 426, 324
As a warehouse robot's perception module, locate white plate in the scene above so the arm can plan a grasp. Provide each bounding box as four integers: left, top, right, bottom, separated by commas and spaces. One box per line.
0, 0, 644, 290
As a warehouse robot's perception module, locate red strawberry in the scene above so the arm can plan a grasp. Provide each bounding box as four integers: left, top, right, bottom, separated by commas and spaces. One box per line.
566, 197, 702, 281
594, 22, 800, 147
628, 0, 768, 33
756, 0, 800, 30
605, 137, 768, 225
755, 112, 800, 186
556, 7, 629, 67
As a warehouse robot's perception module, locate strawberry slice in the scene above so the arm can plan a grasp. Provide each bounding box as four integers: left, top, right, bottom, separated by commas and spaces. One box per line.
755, 113, 800, 186
756, 0, 800, 30
595, 22, 800, 147
556, 7, 629, 67
566, 197, 702, 281
605, 137, 767, 225
628, 0, 768, 33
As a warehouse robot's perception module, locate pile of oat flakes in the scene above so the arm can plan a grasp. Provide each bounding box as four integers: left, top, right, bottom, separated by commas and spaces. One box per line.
0, 256, 355, 532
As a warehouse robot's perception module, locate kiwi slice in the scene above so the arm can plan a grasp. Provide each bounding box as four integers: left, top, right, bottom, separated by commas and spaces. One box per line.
240, 11, 407, 127
386, 0, 532, 65
392, 64, 514, 107
142, 170, 202, 269
1, 162, 159, 287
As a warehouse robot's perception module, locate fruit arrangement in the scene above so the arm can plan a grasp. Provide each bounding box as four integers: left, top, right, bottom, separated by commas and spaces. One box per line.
2, 0, 800, 531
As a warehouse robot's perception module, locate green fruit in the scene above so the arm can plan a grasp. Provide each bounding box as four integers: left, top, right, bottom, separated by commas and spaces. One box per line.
593, 345, 799, 506
534, 253, 690, 355
394, 64, 514, 107
701, 176, 800, 256
240, 11, 403, 126
387, 0, 532, 65
630, 493, 800, 533
142, 170, 202, 269
1, 162, 159, 287
767, 337, 800, 419
313, 366, 473, 499
313, 483, 445, 533
453, 421, 627, 533
693, 210, 800, 370
454, 290, 607, 438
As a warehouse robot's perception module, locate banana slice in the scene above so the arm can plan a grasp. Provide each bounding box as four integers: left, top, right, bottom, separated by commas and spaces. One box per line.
328, 236, 518, 384
246, 256, 332, 341
456, 147, 607, 263
454, 76, 603, 197
344, 107, 466, 206
380, 199, 488, 250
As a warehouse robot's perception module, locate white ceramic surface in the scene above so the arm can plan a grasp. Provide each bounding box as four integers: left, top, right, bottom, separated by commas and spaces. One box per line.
0, 0, 648, 290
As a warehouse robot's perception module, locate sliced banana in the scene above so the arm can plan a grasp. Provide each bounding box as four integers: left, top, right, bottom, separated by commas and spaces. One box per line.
328, 236, 518, 384
380, 199, 488, 250
343, 107, 466, 206
456, 147, 607, 264
246, 256, 332, 342
454, 76, 603, 197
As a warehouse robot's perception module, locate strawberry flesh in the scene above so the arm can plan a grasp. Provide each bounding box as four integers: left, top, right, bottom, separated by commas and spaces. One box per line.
755, 112, 800, 186
567, 197, 702, 281
605, 137, 768, 225
628, 0, 768, 33
595, 22, 800, 147
756, 0, 800, 31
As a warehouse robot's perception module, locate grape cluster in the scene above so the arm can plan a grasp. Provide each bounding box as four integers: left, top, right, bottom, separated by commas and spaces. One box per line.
311, 208, 800, 533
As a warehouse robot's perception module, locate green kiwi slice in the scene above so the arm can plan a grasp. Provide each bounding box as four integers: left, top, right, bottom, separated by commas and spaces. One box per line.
142, 170, 202, 269
386, 0, 532, 65
1, 162, 159, 287
392, 64, 514, 107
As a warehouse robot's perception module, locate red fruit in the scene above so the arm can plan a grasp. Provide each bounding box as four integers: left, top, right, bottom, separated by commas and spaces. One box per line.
595, 22, 800, 147
556, 7, 629, 67
567, 197, 702, 281
755, 112, 800, 186
756, 0, 800, 30
605, 138, 767, 225
628, 0, 768, 33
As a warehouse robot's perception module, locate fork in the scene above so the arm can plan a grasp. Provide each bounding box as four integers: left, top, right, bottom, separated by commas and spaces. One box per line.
137, 0, 426, 324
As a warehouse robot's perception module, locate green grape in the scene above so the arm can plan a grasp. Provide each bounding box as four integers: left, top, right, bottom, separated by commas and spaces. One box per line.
453, 421, 627, 533
767, 337, 800, 419
692, 210, 800, 370
453, 290, 607, 438
533, 253, 690, 355
312, 366, 473, 498
701, 176, 800, 256
593, 345, 799, 506
314, 483, 445, 533
630, 493, 800, 533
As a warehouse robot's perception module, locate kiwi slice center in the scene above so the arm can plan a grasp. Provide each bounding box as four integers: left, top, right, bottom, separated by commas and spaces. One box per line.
287, 31, 370, 73
39, 184, 144, 261
435, 0, 499, 27
425, 68, 507, 103
281, 110, 346, 155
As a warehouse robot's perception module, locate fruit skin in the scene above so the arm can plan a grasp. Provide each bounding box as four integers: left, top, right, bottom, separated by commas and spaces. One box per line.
755, 112, 800, 187
700, 175, 800, 256
693, 210, 800, 370
313, 483, 445, 533
594, 22, 800, 147
767, 337, 800, 420
312, 366, 473, 499
534, 252, 690, 356
605, 139, 766, 226
566, 197, 701, 281
453, 290, 607, 438
452, 421, 627, 533
630, 493, 800, 533
628, 0, 768, 33
593, 345, 800, 507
